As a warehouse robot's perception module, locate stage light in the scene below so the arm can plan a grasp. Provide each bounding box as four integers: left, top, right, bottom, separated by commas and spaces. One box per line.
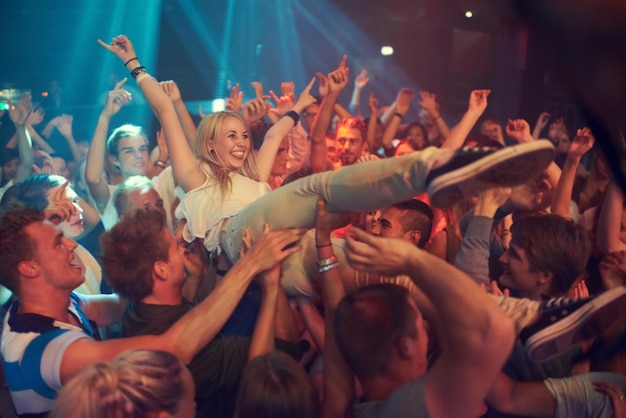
465, 10, 473, 18
381, 46, 394, 56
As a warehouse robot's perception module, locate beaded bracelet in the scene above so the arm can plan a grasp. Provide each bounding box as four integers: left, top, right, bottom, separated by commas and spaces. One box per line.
317, 256, 338, 269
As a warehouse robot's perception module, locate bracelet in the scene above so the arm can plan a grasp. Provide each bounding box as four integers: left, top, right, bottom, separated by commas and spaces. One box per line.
319, 262, 340, 273
394, 112, 404, 120
284, 110, 300, 126
315, 243, 332, 248
317, 256, 338, 269
124, 57, 138, 66
135, 72, 150, 84
130, 66, 147, 79
154, 160, 167, 169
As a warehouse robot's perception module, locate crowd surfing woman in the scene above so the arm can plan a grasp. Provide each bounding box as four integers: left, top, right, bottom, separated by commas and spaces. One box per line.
98, 35, 553, 294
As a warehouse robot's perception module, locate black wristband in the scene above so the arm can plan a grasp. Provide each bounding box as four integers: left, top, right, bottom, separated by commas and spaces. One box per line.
124, 57, 138, 66
284, 110, 300, 126
130, 66, 147, 80
394, 112, 404, 120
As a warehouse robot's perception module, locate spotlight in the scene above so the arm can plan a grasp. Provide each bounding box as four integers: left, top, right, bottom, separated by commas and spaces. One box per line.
381, 46, 394, 56
212, 98, 226, 112
465, 10, 473, 18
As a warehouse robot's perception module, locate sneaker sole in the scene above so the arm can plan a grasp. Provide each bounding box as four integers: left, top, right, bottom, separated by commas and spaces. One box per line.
428, 141, 555, 208
526, 287, 626, 363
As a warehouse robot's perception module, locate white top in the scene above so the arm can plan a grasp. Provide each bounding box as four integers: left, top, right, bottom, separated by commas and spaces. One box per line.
175, 172, 271, 252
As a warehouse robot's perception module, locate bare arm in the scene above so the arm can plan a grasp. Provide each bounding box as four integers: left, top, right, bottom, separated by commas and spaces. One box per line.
26, 108, 56, 154
310, 56, 349, 173
419, 91, 450, 140
160, 80, 197, 149
598, 180, 626, 254
56, 114, 83, 164
345, 228, 516, 418
257, 78, 316, 181
486, 372, 556, 417
8, 94, 35, 183
551, 128, 594, 218
61, 226, 306, 383
441, 90, 489, 150
98, 36, 205, 192
85, 79, 131, 211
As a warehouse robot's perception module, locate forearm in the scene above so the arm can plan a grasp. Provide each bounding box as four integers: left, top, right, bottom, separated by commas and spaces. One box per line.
14, 125, 34, 182
173, 99, 197, 149
454, 216, 495, 286
257, 115, 299, 181
248, 283, 278, 360
27, 126, 55, 154
85, 113, 110, 185
166, 260, 257, 363
598, 181, 626, 253
63, 133, 83, 164
382, 113, 402, 149
551, 155, 580, 218
349, 87, 362, 117
310, 93, 338, 172
441, 110, 480, 150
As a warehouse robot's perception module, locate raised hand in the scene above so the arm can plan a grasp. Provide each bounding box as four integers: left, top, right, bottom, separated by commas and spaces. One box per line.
327, 55, 349, 95
468, 89, 491, 117
316, 72, 329, 97
56, 114, 74, 138
269, 90, 296, 116
44, 181, 77, 224
505, 118, 533, 143
418, 91, 439, 116
8, 93, 33, 126
568, 127, 595, 158
368, 92, 379, 114
599, 251, 626, 290
26, 106, 45, 126
315, 197, 351, 239
593, 382, 626, 418
354, 69, 369, 89
32, 150, 59, 175
102, 78, 132, 118
344, 227, 414, 277
396, 88, 414, 114
97, 35, 137, 65
242, 97, 270, 124
240, 223, 306, 273
292, 77, 317, 113
535, 112, 551, 132
226, 83, 243, 112
280, 81, 295, 97
159, 80, 182, 102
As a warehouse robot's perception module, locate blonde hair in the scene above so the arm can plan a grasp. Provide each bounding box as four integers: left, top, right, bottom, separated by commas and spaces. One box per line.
50, 350, 187, 418
195, 111, 260, 197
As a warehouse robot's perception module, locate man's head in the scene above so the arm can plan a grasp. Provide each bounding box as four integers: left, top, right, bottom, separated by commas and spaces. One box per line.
334, 284, 427, 381
335, 117, 367, 167
100, 209, 185, 301
379, 200, 433, 248
499, 214, 590, 297
113, 175, 165, 221
0, 209, 83, 295
106, 124, 149, 178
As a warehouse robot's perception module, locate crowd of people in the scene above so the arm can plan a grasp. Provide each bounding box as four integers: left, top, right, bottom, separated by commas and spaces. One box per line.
0, 33, 625, 418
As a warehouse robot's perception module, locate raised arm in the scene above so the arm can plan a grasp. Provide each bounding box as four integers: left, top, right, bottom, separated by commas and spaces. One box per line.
8, 93, 35, 183
597, 179, 626, 254
419, 91, 450, 141
160, 80, 197, 149
381, 88, 413, 155
60, 226, 306, 383
98, 35, 205, 192
257, 77, 316, 181
310, 56, 350, 173
441, 89, 489, 150
345, 228, 515, 418
25, 108, 56, 154
56, 114, 84, 165
315, 199, 355, 418
348, 69, 368, 117
551, 128, 594, 218
532, 112, 551, 139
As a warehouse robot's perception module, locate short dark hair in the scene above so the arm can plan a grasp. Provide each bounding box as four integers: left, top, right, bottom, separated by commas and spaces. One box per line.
334, 284, 418, 379
100, 209, 169, 301
390, 199, 434, 248
235, 351, 319, 418
510, 214, 591, 295
0, 208, 45, 293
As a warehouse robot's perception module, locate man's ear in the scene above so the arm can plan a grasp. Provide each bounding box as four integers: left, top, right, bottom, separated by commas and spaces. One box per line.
17, 260, 38, 279
405, 230, 421, 247
396, 335, 417, 360
153, 261, 167, 281
536, 271, 554, 286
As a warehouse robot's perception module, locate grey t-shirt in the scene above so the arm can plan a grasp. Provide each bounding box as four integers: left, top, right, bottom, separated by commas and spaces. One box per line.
348, 376, 429, 418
